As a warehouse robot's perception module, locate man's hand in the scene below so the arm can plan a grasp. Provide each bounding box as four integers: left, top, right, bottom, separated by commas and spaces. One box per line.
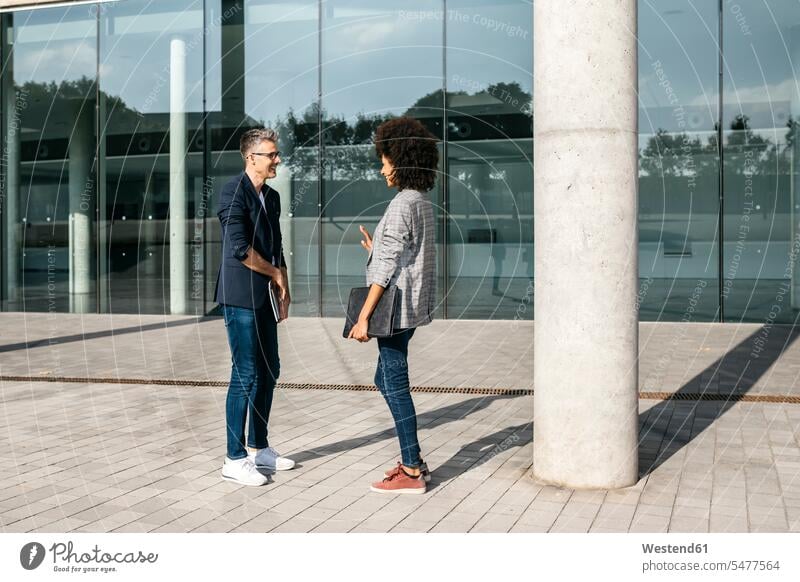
272, 269, 289, 303
359, 225, 373, 253
278, 267, 291, 322
242, 248, 291, 322
348, 318, 371, 342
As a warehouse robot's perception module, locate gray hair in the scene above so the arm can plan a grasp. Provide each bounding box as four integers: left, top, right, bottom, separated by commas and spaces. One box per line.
240, 127, 279, 159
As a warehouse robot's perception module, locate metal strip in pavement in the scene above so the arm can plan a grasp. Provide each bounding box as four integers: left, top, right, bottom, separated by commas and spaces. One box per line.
1, 375, 800, 403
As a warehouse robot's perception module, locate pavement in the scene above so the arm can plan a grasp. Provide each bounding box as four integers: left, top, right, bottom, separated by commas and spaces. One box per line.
0, 313, 799, 532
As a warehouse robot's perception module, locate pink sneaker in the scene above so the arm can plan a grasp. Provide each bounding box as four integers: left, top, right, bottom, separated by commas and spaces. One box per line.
371, 465, 426, 495
384, 461, 431, 482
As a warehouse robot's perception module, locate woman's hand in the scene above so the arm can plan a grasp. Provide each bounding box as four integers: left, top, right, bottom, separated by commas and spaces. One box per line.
348, 318, 371, 342
359, 225, 373, 253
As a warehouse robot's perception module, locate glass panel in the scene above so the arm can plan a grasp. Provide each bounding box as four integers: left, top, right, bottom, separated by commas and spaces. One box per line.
99, 0, 206, 314
206, 0, 319, 317
638, 0, 720, 321
445, 0, 533, 319
1, 6, 97, 313
722, 0, 800, 323
320, 0, 445, 318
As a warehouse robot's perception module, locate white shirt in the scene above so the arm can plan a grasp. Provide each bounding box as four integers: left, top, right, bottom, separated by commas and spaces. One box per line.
258, 190, 278, 266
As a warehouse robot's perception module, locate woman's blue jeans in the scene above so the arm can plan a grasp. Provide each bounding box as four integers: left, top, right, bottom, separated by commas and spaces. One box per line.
222, 304, 280, 460
374, 327, 422, 468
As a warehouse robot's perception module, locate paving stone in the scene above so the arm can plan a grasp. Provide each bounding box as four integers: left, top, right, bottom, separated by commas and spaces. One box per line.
3, 315, 800, 534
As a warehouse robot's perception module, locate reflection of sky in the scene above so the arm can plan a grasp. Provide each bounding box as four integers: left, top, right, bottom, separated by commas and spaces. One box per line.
446, 1, 532, 96
638, 0, 718, 132
11, 7, 96, 85
27, 0, 800, 135
639, 0, 800, 132
11, 1, 208, 113
10, 0, 533, 125
100, 0, 204, 113
320, 0, 533, 120
723, 0, 800, 126
238, 1, 318, 126
321, 2, 442, 120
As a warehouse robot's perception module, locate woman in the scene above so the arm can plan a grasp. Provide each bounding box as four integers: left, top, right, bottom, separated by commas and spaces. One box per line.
347, 116, 438, 495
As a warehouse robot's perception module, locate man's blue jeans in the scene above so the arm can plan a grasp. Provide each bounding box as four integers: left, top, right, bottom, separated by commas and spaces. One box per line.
222, 304, 280, 460
374, 327, 422, 468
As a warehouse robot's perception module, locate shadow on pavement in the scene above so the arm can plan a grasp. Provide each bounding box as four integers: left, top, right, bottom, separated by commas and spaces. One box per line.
638, 324, 800, 478
0, 316, 215, 354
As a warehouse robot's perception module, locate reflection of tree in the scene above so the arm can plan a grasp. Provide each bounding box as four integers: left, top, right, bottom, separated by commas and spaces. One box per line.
274, 103, 393, 148
267, 81, 532, 181
640, 128, 707, 177
16, 76, 175, 133
18, 76, 96, 103
727, 114, 781, 176
786, 114, 798, 151
408, 82, 532, 118
482, 81, 533, 115
640, 114, 791, 179
272, 104, 395, 181
405, 88, 445, 118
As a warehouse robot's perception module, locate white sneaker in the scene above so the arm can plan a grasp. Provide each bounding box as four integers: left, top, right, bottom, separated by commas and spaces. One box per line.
249, 447, 295, 471
221, 457, 269, 486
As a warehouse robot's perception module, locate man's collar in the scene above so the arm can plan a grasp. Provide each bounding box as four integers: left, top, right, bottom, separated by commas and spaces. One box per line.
240, 171, 268, 196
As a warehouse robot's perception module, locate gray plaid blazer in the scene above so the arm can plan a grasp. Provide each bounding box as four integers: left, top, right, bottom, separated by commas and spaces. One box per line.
366, 188, 436, 329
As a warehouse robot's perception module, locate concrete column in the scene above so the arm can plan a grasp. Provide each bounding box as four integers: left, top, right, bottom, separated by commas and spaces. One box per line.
269, 166, 293, 279
789, 26, 800, 309
97, 90, 109, 313
169, 36, 188, 315
220, 0, 245, 115
191, 175, 205, 312
68, 101, 94, 313
2, 73, 20, 304
533, 0, 639, 489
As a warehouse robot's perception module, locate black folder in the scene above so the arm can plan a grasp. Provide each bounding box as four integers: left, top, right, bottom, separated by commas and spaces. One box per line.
267, 280, 281, 322
342, 286, 399, 338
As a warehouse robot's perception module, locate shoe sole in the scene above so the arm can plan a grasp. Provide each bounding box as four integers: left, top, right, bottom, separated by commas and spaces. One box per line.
221, 473, 268, 487
369, 485, 426, 495
250, 456, 295, 471
384, 472, 431, 482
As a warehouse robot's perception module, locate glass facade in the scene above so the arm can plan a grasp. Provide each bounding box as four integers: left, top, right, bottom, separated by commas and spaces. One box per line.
446, 0, 533, 319
319, 1, 445, 318
1, 0, 799, 323
99, 0, 206, 314
720, 0, 800, 324
1, 6, 98, 313
638, 0, 720, 321
205, 0, 320, 316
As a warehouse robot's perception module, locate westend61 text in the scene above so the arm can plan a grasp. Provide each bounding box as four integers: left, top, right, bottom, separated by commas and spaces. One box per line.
642, 543, 708, 554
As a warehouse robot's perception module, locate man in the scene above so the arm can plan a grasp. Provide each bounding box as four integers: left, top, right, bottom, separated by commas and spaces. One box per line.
215, 128, 295, 486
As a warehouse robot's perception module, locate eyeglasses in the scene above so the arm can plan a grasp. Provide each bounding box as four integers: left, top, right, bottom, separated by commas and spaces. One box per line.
250, 151, 281, 161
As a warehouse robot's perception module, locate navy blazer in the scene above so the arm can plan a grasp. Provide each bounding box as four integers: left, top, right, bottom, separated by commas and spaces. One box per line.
214, 172, 287, 310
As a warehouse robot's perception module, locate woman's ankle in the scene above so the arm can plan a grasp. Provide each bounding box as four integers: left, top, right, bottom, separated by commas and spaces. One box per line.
401, 464, 421, 476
